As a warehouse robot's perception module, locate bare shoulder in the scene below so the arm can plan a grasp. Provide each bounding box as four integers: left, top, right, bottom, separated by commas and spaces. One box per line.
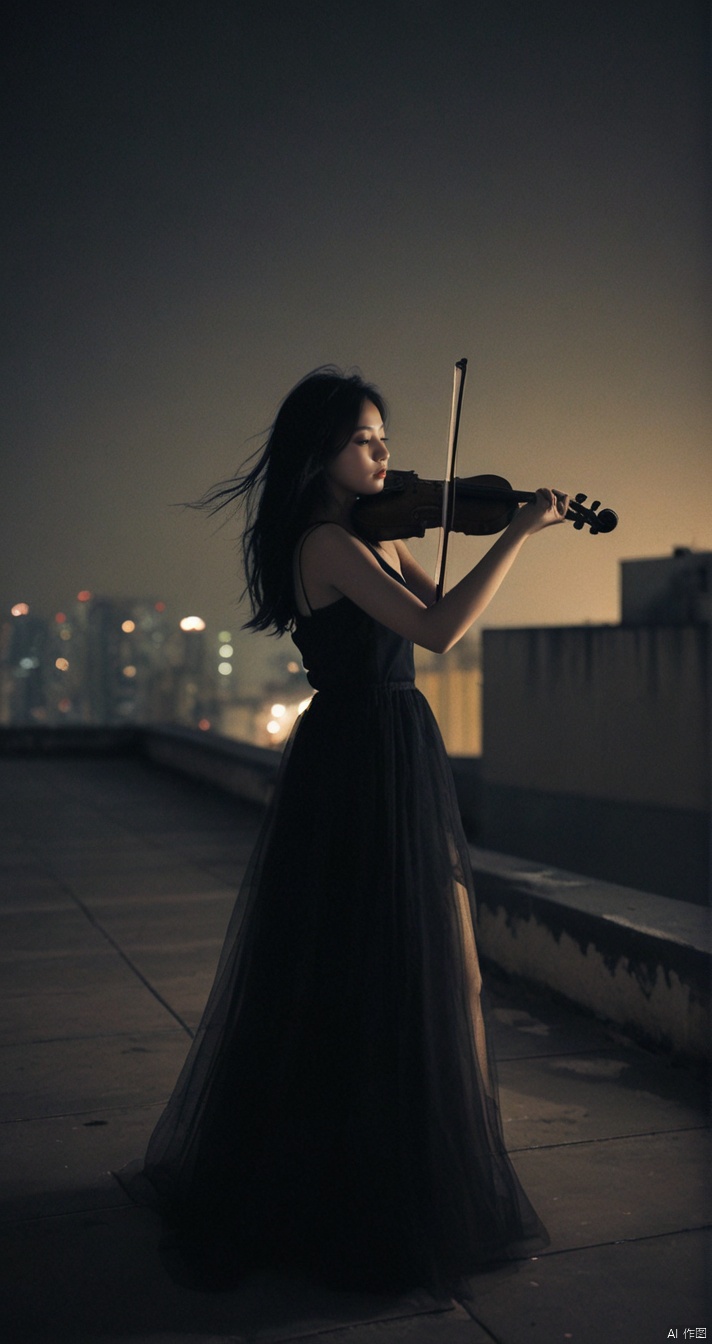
299, 522, 367, 563
295, 523, 377, 606
298, 524, 409, 588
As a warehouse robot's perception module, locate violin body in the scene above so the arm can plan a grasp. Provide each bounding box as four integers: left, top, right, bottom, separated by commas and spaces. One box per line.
352, 470, 516, 541
353, 469, 618, 542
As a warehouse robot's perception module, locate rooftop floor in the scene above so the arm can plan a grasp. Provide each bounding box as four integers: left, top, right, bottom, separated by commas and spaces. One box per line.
0, 753, 709, 1344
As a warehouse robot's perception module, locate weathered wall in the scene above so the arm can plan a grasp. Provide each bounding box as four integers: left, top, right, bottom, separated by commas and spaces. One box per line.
480, 624, 710, 904
471, 848, 710, 1062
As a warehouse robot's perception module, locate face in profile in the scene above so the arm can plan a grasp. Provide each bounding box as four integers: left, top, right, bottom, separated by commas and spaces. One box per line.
326, 400, 389, 502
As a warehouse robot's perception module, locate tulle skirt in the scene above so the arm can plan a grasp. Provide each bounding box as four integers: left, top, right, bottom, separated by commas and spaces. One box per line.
125, 683, 547, 1292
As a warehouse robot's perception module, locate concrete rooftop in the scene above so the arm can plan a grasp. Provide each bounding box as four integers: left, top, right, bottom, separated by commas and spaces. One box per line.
0, 751, 709, 1344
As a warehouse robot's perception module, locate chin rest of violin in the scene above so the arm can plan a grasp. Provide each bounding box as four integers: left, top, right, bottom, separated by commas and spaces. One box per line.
353, 470, 444, 542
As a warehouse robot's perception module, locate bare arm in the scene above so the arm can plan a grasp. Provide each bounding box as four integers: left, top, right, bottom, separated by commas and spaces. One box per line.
393, 539, 438, 606
300, 489, 569, 654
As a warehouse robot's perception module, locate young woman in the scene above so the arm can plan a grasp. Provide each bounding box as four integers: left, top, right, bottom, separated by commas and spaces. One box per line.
126, 367, 568, 1294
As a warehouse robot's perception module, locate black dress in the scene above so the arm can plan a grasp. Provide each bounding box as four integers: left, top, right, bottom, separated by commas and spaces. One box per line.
125, 544, 547, 1292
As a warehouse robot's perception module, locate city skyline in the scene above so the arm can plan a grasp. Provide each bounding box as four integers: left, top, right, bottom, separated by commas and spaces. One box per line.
0, 585, 314, 744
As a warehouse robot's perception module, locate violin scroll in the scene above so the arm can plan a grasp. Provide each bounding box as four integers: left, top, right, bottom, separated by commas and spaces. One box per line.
571, 492, 618, 535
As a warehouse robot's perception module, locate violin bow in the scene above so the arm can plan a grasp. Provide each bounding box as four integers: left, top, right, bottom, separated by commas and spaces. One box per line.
434, 358, 468, 601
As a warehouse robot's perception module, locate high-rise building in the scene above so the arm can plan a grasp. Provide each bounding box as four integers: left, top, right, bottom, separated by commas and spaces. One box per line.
0, 606, 49, 725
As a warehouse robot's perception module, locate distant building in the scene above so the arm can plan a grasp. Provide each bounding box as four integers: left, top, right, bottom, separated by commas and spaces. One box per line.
0, 608, 48, 725
415, 636, 482, 756
61, 594, 183, 726
0, 592, 315, 740
621, 548, 711, 626
479, 550, 711, 905
1, 594, 221, 730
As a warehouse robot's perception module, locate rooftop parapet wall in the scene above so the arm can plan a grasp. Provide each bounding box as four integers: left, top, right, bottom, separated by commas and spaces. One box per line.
471, 848, 710, 1063
481, 623, 709, 812
479, 624, 710, 903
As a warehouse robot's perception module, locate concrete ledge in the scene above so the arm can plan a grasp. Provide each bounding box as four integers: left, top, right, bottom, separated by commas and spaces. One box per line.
471, 847, 711, 1062
141, 725, 280, 808
0, 724, 280, 808
0, 725, 139, 754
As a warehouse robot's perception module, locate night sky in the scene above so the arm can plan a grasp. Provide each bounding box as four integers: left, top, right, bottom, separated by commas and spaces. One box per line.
2, 0, 710, 689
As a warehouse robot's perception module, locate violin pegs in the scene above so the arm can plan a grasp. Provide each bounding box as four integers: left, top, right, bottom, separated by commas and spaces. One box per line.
590, 499, 601, 513
575, 492, 587, 504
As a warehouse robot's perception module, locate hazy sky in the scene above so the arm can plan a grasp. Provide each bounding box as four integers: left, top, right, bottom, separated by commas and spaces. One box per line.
2, 0, 710, 688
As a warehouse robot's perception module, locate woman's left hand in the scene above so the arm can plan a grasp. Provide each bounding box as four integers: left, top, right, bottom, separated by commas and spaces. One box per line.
513, 487, 570, 536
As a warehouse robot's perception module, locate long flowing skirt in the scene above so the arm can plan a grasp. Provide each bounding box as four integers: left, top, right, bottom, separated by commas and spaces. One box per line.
128, 685, 546, 1292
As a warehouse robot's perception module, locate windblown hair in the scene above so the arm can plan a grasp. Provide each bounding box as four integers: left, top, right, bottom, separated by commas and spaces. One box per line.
198, 367, 387, 635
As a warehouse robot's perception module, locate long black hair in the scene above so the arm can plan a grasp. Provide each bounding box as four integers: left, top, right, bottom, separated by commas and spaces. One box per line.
199, 367, 388, 635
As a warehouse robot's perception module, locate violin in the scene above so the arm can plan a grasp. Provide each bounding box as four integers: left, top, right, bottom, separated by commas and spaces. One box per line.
352, 469, 618, 542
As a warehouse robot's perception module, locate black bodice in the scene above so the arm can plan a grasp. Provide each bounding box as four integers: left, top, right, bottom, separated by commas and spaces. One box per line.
292, 597, 415, 693
291, 544, 415, 693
